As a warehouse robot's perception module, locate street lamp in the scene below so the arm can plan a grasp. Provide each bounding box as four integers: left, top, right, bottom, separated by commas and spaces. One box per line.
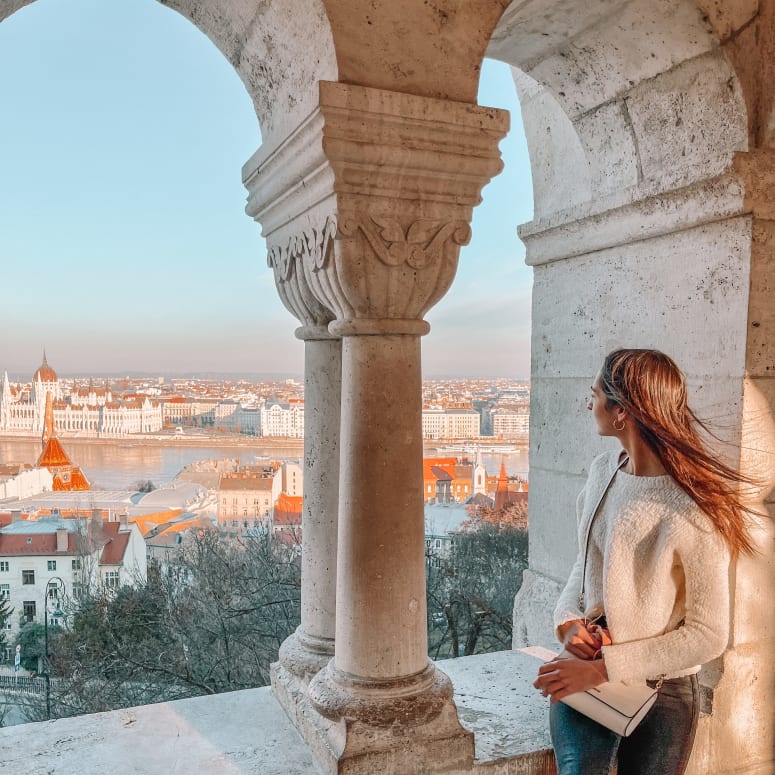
43, 576, 65, 721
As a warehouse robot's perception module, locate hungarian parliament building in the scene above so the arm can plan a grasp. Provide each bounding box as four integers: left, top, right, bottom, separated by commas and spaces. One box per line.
0, 354, 163, 437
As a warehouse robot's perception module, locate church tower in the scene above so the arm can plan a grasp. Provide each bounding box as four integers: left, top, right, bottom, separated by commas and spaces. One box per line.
494, 460, 510, 512
473, 447, 487, 496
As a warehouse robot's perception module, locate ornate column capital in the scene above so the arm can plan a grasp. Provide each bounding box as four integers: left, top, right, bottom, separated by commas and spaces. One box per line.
243, 81, 509, 335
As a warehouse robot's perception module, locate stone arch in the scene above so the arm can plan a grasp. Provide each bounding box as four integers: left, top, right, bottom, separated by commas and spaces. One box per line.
486, 3, 774, 773
489, 0, 749, 225
0, 0, 339, 146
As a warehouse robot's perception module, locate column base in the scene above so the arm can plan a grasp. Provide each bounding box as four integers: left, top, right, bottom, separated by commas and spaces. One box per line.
273, 660, 474, 775
278, 627, 335, 684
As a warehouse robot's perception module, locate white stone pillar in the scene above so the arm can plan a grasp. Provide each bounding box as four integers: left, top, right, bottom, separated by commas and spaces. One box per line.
333, 333, 426, 681
276, 327, 341, 682
246, 80, 508, 774
244, 140, 342, 697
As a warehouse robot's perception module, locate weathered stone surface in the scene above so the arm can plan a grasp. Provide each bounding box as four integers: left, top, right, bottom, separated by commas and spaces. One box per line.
694, 0, 759, 42
320, 0, 509, 103
0, 652, 562, 775
512, 68, 593, 218
512, 570, 566, 649
488, 0, 630, 71
0, 686, 320, 775
625, 51, 748, 186
503, 0, 717, 119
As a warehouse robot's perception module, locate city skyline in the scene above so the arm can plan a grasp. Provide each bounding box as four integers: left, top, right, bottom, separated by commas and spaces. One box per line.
0, 0, 534, 379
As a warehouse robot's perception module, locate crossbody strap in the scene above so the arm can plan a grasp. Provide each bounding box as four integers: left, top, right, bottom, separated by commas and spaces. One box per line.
578, 452, 629, 612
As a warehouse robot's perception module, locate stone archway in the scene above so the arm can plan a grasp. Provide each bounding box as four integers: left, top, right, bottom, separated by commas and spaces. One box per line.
0, 0, 339, 146
487, 2, 774, 774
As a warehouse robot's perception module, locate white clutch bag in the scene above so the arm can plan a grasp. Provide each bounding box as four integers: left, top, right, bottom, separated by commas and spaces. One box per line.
520, 646, 658, 737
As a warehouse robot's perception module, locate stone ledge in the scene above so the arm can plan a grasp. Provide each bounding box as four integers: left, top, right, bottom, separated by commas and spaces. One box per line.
1, 650, 554, 775
442, 649, 554, 773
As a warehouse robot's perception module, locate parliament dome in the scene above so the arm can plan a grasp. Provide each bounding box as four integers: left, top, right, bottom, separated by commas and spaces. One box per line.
34, 352, 57, 383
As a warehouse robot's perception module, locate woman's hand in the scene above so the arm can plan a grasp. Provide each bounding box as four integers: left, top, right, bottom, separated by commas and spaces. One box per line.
533, 656, 609, 703
557, 619, 604, 660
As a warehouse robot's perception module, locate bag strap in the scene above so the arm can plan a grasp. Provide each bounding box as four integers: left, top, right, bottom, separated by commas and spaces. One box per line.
578, 452, 629, 612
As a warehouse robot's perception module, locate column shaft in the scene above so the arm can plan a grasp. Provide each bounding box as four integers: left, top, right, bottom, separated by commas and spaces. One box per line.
335, 334, 427, 679
301, 336, 341, 645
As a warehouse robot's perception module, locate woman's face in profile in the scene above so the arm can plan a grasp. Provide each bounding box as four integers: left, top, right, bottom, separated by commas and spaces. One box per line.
588, 374, 618, 437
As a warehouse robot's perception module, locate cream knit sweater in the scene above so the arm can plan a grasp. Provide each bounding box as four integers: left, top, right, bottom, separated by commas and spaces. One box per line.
554, 450, 730, 684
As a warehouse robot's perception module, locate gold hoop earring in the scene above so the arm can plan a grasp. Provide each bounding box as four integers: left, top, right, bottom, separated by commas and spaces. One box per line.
613, 418, 626, 432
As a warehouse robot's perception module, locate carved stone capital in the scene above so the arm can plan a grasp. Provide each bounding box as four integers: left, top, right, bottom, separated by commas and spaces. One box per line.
244, 81, 508, 334
266, 217, 338, 337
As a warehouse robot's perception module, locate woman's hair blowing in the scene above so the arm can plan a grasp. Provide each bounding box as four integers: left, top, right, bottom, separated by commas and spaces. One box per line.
600, 348, 756, 557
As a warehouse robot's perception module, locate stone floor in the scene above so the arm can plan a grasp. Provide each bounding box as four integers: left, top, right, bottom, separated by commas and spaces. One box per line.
0, 649, 553, 775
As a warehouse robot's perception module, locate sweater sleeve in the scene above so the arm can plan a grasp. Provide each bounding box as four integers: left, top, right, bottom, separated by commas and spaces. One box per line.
552, 485, 587, 640
553, 554, 584, 640
602, 519, 730, 683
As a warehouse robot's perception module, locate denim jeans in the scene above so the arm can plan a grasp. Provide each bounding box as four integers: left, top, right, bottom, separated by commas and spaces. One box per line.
549, 675, 700, 775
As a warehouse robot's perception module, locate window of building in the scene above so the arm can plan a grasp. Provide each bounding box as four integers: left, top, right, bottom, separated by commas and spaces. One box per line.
104, 571, 120, 589
23, 600, 36, 622
47, 560, 57, 571
72, 583, 83, 599
72, 559, 81, 571
0, 584, 9, 600
22, 570, 34, 585
0, 561, 8, 572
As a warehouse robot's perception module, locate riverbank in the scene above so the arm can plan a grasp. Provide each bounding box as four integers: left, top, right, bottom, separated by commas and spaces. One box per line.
0, 433, 304, 450
0, 433, 526, 453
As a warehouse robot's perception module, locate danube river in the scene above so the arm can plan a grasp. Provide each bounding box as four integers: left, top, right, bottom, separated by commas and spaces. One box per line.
0, 437, 529, 491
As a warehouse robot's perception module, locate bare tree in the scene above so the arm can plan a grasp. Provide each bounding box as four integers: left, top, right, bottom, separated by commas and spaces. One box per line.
24, 529, 301, 721
426, 524, 527, 660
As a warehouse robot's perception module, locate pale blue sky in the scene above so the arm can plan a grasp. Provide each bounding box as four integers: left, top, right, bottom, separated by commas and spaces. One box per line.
0, 0, 534, 379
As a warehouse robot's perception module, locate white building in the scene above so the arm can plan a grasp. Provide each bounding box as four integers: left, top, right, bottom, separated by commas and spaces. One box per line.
0, 513, 147, 660
491, 410, 530, 438
422, 408, 480, 439
0, 465, 53, 501
261, 398, 304, 438
0, 355, 163, 437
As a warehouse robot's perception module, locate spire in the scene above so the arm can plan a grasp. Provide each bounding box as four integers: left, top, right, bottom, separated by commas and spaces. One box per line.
42, 390, 55, 448
494, 458, 509, 512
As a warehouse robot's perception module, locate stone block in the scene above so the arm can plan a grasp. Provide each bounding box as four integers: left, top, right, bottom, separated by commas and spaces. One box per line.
529, 218, 752, 381
523, 0, 717, 120
575, 99, 639, 197
512, 569, 566, 649
625, 51, 747, 187
746, 220, 775, 377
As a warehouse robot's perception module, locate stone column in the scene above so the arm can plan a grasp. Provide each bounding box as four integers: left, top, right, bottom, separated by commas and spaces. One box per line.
272, 326, 341, 692
244, 140, 342, 702
307, 82, 507, 774
245, 80, 508, 774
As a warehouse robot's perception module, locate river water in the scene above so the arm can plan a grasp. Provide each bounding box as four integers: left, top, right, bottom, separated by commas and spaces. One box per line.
0, 438, 529, 491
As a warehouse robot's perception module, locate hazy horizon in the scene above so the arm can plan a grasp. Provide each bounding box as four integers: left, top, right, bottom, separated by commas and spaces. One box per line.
0, 0, 534, 379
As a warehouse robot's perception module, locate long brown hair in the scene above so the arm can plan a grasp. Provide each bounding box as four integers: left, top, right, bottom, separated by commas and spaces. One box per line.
600, 348, 757, 557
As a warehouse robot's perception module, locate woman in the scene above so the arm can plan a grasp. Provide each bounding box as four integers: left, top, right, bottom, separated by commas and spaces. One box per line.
534, 348, 756, 775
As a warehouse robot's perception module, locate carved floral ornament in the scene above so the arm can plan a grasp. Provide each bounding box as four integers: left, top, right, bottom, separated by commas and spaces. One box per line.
267, 216, 338, 280
338, 215, 472, 270
267, 214, 472, 277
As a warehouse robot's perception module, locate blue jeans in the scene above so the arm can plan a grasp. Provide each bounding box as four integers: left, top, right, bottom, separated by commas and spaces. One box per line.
550, 675, 700, 775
